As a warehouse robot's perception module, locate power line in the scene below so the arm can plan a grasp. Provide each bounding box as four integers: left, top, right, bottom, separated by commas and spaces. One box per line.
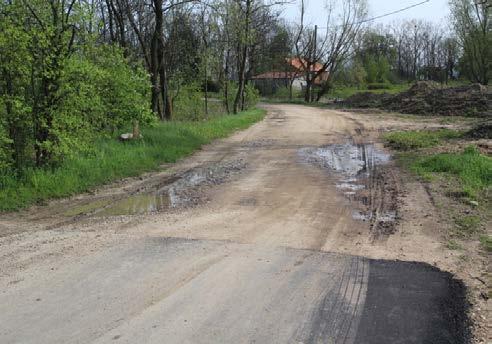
317, 0, 431, 29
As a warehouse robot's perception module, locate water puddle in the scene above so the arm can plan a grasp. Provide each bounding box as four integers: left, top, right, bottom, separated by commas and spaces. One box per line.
299, 143, 389, 175
97, 193, 171, 216
299, 142, 397, 235
65, 159, 246, 217
299, 143, 390, 197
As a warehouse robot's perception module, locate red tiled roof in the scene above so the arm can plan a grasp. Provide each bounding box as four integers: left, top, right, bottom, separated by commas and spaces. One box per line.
251, 57, 329, 84
286, 58, 324, 72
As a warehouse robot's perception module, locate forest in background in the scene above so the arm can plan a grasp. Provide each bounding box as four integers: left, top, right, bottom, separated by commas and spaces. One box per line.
0, 0, 489, 188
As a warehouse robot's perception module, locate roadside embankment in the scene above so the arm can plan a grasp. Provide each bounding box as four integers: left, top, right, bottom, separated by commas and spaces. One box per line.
344, 82, 491, 117
0, 109, 265, 211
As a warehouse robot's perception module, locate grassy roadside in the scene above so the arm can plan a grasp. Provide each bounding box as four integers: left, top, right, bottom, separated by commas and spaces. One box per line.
327, 83, 410, 99
383, 129, 491, 247
0, 108, 266, 212
261, 84, 410, 104
384, 129, 464, 150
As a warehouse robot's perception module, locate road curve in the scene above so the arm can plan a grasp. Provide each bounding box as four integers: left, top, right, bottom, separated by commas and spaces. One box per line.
0, 104, 470, 344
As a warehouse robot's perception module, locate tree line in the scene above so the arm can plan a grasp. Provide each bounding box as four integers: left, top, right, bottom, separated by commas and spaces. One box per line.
0, 0, 490, 173
289, 0, 490, 101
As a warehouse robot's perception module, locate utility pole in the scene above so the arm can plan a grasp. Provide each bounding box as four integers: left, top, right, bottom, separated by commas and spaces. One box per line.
312, 25, 317, 102
313, 25, 317, 57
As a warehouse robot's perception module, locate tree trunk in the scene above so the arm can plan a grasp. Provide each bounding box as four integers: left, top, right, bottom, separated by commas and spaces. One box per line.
234, 45, 247, 114
233, 0, 252, 114
223, 49, 231, 113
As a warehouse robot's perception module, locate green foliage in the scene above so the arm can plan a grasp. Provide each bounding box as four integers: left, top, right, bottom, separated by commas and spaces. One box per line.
479, 235, 492, 252
0, 120, 12, 171
224, 82, 259, 112
0, 0, 154, 172
384, 129, 463, 150
328, 83, 409, 99
364, 56, 391, 84
410, 145, 492, 199
365, 56, 379, 83
48, 46, 153, 162
0, 109, 265, 211
350, 60, 367, 88
243, 83, 260, 110
172, 83, 206, 121
270, 86, 303, 100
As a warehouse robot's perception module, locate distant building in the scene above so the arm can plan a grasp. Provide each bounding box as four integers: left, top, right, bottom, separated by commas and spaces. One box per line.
251, 58, 329, 95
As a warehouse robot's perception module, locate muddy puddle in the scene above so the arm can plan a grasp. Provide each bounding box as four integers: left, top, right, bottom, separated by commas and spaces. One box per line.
65, 159, 246, 217
299, 143, 398, 236
299, 143, 390, 195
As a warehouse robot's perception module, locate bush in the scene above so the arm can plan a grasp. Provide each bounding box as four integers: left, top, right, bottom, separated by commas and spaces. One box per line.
243, 83, 260, 109
223, 81, 260, 112
0, 40, 154, 170
0, 109, 266, 211
272, 86, 303, 99
0, 120, 11, 171
50, 46, 154, 161
172, 83, 205, 121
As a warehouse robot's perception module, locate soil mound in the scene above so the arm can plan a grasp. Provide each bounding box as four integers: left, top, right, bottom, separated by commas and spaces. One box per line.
465, 122, 492, 139
344, 82, 491, 117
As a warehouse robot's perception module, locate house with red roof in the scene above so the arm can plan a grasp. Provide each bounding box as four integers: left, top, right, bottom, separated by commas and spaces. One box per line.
251, 58, 329, 95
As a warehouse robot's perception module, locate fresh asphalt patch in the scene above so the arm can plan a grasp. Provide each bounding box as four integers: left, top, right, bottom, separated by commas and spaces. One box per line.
354, 260, 471, 344
0, 237, 471, 344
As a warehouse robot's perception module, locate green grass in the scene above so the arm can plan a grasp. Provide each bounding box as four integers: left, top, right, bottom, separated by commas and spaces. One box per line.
446, 239, 463, 250
261, 83, 410, 104
383, 129, 463, 150
411, 145, 492, 199
479, 235, 492, 252
0, 109, 266, 211
328, 83, 410, 99
453, 215, 482, 237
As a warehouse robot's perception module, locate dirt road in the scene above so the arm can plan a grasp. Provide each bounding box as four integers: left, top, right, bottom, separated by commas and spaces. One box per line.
0, 104, 471, 343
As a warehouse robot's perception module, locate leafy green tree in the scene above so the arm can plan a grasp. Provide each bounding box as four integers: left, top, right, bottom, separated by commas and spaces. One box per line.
450, 0, 490, 84
0, 1, 154, 172
350, 60, 367, 88
0, 1, 33, 171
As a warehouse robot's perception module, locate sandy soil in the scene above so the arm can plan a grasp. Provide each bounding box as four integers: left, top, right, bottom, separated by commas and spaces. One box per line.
0, 104, 488, 343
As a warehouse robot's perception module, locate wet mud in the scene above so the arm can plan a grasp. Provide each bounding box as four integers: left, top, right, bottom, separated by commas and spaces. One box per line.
66, 159, 246, 217
299, 142, 399, 238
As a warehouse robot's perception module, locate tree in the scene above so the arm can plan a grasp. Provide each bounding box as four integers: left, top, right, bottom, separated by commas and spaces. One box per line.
0, 0, 152, 171
229, 0, 283, 113
450, 0, 491, 84
350, 59, 367, 88
294, 0, 368, 102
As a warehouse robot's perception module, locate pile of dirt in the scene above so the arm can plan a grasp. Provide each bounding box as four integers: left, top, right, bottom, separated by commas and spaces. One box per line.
465, 122, 492, 139
344, 82, 491, 117
341, 92, 392, 108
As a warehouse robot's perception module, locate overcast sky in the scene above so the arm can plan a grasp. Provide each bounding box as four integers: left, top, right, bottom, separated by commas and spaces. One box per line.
281, 0, 450, 27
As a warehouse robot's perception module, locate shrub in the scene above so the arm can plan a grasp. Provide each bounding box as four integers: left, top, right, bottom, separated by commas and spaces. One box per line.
0, 109, 265, 211
243, 83, 260, 109
223, 81, 260, 112
172, 83, 205, 121
51, 46, 154, 161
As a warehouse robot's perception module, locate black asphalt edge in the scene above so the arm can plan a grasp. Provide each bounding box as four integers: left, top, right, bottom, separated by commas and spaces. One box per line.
354, 259, 472, 344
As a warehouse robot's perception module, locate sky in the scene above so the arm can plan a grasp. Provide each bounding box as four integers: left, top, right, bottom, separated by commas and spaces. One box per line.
281, 0, 450, 28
